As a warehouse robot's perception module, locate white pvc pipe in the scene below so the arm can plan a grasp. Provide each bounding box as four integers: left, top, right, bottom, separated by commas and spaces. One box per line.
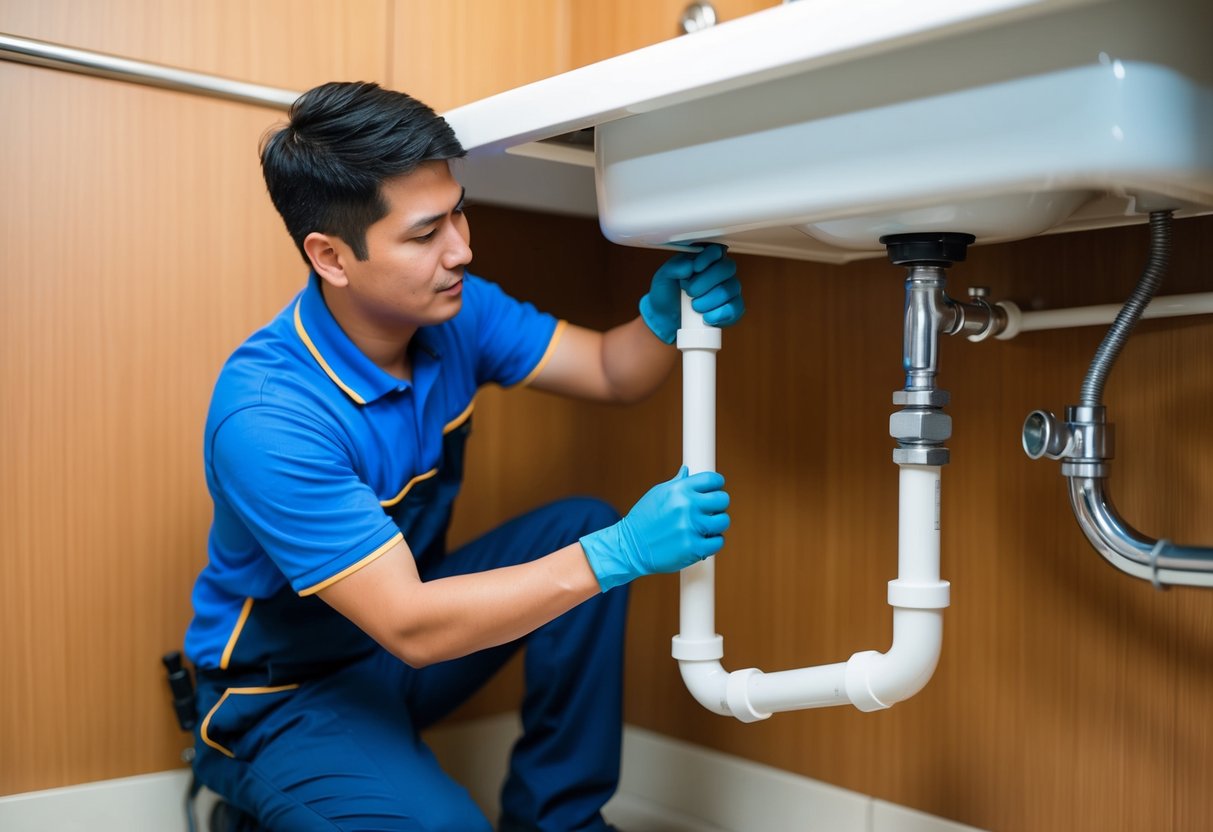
673, 292, 950, 721
680, 296, 719, 645
845, 465, 947, 711
996, 292, 1213, 339
746, 662, 849, 714
674, 293, 731, 717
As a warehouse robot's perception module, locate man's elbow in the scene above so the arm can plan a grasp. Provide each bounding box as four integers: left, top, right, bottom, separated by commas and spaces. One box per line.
388, 632, 442, 669
607, 382, 663, 406
385, 618, 465, 669
396, 649, 435, 670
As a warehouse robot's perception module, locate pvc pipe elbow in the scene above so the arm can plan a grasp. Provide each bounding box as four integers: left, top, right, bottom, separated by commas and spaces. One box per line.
677, 660, 771, 723
677, 660, 730, 717
844, 609, 944, 712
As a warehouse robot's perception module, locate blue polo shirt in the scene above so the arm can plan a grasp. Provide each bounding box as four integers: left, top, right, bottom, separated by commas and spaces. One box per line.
185, 272, 563, 678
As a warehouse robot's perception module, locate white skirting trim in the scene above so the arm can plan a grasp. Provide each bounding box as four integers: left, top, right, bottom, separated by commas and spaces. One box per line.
0, 769, 217, 832
0, 716, 985, 832
425, 715, 987, 832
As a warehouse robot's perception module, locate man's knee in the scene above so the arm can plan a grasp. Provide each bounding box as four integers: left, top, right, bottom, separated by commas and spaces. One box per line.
555, 496, 620, 538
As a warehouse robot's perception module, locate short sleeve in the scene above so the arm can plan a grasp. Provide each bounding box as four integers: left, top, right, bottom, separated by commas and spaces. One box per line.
466, 275, 561, 388
209, 406, 401, 595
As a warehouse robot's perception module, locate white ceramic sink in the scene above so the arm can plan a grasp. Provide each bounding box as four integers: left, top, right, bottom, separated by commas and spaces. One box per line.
445, 0, 1213, 263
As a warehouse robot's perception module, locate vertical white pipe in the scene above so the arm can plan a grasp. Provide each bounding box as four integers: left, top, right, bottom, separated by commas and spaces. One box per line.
674, 291, 732, 717
899, 464, 940, 583
680, 292, 718, 642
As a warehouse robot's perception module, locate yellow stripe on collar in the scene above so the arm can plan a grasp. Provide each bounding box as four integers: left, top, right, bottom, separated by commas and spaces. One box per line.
294, 300, 366, 405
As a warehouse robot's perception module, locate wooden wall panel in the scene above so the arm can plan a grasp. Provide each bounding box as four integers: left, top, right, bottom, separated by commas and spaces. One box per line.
0, 0, 389, 89
0, 0, 389, 796
569, 0, 779, 69
389, 0, 571, 112
387, 0, 780, 111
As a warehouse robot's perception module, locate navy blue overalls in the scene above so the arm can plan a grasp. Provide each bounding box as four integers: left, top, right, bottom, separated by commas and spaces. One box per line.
185, 273, 628, 831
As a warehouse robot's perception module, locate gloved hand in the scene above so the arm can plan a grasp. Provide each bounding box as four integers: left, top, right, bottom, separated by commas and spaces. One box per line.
639, 243, 744, 344
580, 467, 731, 592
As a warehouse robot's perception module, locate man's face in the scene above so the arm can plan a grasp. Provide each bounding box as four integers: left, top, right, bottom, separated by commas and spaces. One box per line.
338, 160, 472, 331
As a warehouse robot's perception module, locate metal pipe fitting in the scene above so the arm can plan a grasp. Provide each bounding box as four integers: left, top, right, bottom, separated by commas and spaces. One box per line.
891, 266, 955, 465
1068, 477, 1213, 587
947, 288, 1009, 342
1022, 401, 1213, 586
1027, 406, 1213, 588
883, 237, 976, 468
1022, 410, 1072, 460
1058, 405, 1114, 466
901, 265, 952, 391
1023, 209, 1213, 588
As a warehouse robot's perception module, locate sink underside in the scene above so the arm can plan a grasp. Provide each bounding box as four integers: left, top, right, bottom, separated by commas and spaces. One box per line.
597, 60, 1213, 262
594, 0, 1213, 261
449, 0, 1213, 263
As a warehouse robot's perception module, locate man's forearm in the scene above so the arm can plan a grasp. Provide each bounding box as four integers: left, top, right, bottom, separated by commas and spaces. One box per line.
600, 316, 678, 403
318, 537, 603, 668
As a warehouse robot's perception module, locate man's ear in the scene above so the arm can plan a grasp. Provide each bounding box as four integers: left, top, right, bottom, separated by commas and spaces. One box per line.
304, 232, 349, 288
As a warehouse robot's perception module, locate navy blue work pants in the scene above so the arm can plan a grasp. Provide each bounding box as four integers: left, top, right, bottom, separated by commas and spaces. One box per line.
192, 497, 628, 832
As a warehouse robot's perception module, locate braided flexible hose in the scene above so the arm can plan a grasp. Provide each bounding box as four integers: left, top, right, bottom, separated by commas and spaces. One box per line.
1079, 211, 1174, 406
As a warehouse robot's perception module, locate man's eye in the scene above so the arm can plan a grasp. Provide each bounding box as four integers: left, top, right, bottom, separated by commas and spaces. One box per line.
414, 230, 436, 243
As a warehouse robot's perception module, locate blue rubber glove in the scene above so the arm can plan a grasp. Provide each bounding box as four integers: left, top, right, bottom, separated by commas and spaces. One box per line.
580, 467, 731, 592
639, 243, 745, 344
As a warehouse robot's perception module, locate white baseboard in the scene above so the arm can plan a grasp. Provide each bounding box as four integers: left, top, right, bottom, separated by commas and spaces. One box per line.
0, 769, 217, 832
425, 715, 986, 832
0, 717, 986, 832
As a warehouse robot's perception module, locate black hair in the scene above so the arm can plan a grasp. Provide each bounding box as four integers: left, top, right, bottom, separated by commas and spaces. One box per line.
260, 81, 466, 264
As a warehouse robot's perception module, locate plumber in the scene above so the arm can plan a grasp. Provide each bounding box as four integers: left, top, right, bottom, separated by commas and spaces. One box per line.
181, 81, 744, 832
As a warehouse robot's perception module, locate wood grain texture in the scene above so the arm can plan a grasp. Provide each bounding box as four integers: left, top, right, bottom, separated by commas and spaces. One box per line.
388, 0, 779, 110
389, 0, 571, 111
569, 0, 779, 68
0, 0, 389, 795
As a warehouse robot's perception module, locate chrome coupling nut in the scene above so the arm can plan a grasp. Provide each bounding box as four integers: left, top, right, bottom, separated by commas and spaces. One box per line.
893, 446, 951, 466
892, 389, 950, 408
890, 408, 953, 444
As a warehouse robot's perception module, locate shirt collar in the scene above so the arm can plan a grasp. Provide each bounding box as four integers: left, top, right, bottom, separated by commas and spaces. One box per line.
293, 273, 416, 405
